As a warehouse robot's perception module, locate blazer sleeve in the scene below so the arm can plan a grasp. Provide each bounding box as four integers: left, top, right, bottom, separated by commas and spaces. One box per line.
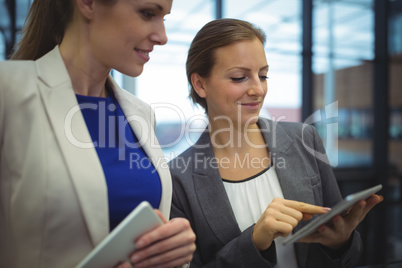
170, 175, 277, 268
300, 125, 363, 268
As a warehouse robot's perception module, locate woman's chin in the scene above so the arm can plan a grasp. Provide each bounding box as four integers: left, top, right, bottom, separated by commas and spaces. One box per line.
119, 65, 144, 78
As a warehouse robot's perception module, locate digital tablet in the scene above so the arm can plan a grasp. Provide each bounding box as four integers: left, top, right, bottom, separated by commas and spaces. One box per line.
282, 184, 382, 246
76, 201, 163, 268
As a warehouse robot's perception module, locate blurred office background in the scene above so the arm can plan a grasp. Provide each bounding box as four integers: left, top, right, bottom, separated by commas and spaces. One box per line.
1, 0, 401, 266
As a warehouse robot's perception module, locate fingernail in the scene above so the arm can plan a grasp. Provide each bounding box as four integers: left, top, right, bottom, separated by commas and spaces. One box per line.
136, 240, 145, 249
121, 262, 131, 268
379, 195, 384, 201
131, 254, 139, 263
322, 207, 331, 212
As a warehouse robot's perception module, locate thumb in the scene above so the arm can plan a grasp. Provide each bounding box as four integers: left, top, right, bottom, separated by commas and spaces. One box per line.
302, 213, 314, 221
154, 209, 168, 223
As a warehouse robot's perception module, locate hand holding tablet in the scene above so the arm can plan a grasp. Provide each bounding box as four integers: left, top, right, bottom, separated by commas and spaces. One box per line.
76, 201, 163, 268
76, 201, 196, 268
282, 184, 383, 246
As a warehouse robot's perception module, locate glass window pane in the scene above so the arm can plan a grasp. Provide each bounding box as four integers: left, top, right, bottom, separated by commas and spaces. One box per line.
312, 0, 374, 167
135, 0, 214, 157
388, 0, 402, 262
135, 0, 303, 157
0, 32, 5, 60
225, 0, 302, 122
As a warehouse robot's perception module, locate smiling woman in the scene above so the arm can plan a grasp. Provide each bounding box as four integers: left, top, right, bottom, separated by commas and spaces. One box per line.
80, 0, 170, 78
190, 38, 268, 128
169, 18, 383, 268
0, 0, 196, 268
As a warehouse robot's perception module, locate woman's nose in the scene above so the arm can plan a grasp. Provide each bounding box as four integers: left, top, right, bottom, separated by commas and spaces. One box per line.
150, 20, 168, 46
247, 78, 266, 96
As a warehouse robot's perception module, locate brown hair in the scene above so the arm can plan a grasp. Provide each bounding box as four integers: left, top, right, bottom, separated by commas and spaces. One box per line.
186, 18, 266, 112
11, 0, 116, 60
11, 0, 74, 60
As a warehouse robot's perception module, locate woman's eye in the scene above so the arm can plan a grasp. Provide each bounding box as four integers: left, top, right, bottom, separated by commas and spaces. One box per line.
141, 10, 155, 19
231, 77, 246, 82
259, 75, 269, 81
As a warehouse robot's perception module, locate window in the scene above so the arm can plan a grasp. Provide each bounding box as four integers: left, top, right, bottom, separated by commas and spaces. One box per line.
0, 32, 5, 60
225, 0, 303, 123
135, 0, 304, 157
312, 0, 374, 167
136, 0, 215, 158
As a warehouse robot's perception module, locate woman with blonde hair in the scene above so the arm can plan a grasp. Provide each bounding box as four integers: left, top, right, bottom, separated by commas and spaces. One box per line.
0, 0, 195, 267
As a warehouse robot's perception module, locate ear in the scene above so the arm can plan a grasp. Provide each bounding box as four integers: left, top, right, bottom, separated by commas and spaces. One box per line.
75, 0, 96, 20
191, 73, 207, 99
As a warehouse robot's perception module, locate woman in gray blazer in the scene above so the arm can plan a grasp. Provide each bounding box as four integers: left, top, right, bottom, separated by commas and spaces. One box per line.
0, 0, 195, 267
169, 18, 382, 268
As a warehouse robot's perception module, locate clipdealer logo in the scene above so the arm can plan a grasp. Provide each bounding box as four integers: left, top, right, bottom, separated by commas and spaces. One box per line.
64, 101, 339, 168
302, 101, 338, 167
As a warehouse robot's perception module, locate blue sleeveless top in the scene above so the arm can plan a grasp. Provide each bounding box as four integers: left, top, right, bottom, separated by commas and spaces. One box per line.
76, 92, 162, 231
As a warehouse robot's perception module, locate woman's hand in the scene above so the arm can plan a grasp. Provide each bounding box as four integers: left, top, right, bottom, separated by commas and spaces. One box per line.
252, 197, 330, 251
118, 210, 196, 268
299, 194, 383, 250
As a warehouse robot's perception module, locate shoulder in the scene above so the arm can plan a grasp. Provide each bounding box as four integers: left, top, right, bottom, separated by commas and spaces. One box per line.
168, 134, 210, 180
0, 60, 39, 103
0, 60, 37, 84
0, 59, 35, 69
260, 117, 317, 140
258, 118, 322, 155
262, 117, 313, 132
281, 121, 316, 138
169, 144, 197, 174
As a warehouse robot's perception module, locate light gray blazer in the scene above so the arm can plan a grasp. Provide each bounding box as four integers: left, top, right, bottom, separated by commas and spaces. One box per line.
170, 118, 362, 268
0, 47, 172, 268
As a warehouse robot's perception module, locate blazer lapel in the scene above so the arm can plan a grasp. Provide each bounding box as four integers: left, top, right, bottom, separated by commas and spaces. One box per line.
109, 78, 172, 218
192, 131, 242, 245
259, 118, 315, 208
259, 118, 314, 266
35, 47, 109, 246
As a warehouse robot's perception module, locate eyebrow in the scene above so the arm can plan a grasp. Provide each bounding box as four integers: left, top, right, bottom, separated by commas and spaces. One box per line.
154, 4, 163, 11
227, 65, 269, 72
149, 2, 170, 14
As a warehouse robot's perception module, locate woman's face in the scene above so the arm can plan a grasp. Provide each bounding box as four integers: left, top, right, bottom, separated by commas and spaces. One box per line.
89, 0, 172, 77
199, 38, 268, 127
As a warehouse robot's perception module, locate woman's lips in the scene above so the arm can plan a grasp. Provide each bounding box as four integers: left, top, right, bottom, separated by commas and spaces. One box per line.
239, 102, 261, 109
135, 48, 151, 62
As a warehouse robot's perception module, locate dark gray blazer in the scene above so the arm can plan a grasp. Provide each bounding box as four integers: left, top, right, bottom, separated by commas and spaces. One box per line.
169, 118, 362, 268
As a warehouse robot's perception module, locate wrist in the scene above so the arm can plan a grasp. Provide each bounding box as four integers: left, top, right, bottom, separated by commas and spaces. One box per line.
252, 225, 273, 251
322, 232, 354, 259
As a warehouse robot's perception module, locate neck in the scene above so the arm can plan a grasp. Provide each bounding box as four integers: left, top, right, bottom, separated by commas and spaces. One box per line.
59, 18, 110, 97
208, 118, 264, 155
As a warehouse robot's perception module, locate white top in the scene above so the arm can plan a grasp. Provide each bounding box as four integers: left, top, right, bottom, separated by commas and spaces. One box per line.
222, 166, 298, 268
